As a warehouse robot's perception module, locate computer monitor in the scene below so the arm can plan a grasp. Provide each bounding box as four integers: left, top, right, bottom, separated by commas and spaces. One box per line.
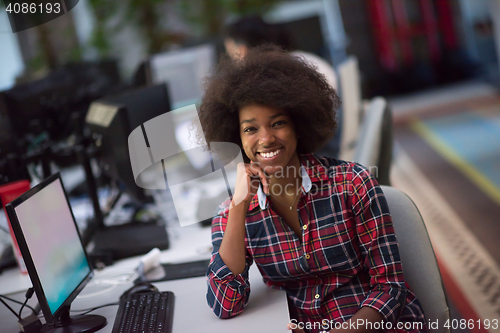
5, 173, 106, 333
148, 43, 216, 109
83, 84, 172, 261
86, 83, 174, 204
1, 60, 121, 142
277, 16, 329, 58
265, 0, 346, 65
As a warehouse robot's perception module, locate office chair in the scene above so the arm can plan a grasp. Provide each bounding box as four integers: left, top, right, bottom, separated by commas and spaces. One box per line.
353, 96, 393, 185
337, 56, 362, 161
381, 186, 451, 332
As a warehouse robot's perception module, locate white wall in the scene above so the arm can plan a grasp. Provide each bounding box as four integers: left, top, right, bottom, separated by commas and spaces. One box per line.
0, 11, 24, 90
71, 0, 98, 60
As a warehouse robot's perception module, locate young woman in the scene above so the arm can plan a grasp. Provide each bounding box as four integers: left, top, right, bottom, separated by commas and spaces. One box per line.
199, 45, 426, 333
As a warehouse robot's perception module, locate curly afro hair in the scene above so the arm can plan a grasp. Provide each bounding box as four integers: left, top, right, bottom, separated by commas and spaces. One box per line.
198, 45, 340, 161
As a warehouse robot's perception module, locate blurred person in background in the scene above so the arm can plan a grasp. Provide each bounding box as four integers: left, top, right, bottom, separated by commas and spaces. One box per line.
223, 15, 337, 91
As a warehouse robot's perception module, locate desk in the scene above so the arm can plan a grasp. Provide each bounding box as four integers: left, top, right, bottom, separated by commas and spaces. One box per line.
0, 226, 290, 333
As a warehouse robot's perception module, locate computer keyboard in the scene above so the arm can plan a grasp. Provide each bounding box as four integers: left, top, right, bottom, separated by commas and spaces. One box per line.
112, 291, 174, 333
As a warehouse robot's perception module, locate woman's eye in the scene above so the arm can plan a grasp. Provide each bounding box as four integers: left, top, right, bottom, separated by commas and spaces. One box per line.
273, 120, 286, 127
243, 127, 256, 133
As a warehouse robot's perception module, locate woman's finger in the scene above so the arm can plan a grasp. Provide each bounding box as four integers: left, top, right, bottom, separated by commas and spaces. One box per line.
248, 163, 270, 194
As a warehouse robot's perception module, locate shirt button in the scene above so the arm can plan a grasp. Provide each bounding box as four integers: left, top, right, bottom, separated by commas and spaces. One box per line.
305, 254, 310, 259
302, 225, 307, 230
315, 294, 320, 299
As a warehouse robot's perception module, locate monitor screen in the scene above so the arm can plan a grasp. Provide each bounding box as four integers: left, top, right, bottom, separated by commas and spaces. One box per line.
86, 84, 173, 204
13, 177, 91, 314
150, 43, 216, 109
1, 61, 121, 141
5, 174, 106, 332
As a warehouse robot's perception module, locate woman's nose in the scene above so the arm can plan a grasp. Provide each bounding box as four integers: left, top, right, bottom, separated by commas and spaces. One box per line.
258, 128, 275, 146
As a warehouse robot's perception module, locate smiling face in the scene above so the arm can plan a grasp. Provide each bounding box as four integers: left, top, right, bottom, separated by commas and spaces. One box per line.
239, 104, 300, 175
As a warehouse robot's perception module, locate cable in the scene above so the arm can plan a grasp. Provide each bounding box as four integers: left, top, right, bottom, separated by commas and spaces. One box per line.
70, 302, 119, 316
18, 288, 34, 318
0, 294, 37, 314
0, 296, 21, 319
2, 290, 43, 333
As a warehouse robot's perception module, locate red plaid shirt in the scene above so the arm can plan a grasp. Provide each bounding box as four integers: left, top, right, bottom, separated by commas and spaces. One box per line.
207, 154, 426, 332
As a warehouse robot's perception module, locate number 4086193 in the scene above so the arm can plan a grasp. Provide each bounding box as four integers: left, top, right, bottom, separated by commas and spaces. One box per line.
5, 2, 61, 14
444, 319, 499, 330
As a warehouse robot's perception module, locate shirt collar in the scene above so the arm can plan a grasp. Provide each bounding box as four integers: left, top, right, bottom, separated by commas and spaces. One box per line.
247, 154, 329, 211
254, 159, 314, 211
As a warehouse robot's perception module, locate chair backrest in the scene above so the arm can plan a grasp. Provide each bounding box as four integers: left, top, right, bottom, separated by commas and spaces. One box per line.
353, 96, 393, 185
381, 186, 450, 332
337, 56, 362, 161
377, 100, 393, 186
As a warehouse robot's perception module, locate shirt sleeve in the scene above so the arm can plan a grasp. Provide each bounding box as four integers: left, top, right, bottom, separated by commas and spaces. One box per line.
350, 164, 408, 323
206, 201, 253, 319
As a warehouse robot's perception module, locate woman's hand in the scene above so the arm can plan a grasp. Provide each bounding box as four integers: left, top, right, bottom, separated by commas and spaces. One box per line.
218, 162, 270, 275
231, 162, 270, 207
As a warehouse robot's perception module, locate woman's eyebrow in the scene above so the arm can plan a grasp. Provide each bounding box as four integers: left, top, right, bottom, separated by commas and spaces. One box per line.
269, 113, 287, 119
240, 113, 287, 125
240, 118, 255, 125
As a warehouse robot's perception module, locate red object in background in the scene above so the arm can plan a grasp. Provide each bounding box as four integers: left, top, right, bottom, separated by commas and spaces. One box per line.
0, 180, 31, 274
368, 0, 459, 71
436, 0, 458, 50
367, 0, 398, 71
391, 0, 415, 66
419, 0, 441, 62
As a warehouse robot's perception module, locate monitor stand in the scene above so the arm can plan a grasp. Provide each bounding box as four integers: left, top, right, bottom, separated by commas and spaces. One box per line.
40, 306, 106, 333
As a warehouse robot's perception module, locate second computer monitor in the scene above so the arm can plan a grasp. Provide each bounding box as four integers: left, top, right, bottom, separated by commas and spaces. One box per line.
149, 43, 216, 109
86, 84, 173, 203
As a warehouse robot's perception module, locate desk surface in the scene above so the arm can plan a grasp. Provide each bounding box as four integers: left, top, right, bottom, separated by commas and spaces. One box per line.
0, 264, 289, 333
0, 226, 290, 333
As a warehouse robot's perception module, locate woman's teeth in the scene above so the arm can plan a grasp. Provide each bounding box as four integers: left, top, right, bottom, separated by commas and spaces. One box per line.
260, 149, 281, 158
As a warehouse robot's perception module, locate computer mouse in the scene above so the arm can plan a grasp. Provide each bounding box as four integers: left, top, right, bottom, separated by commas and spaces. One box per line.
121, 282, 159, 298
